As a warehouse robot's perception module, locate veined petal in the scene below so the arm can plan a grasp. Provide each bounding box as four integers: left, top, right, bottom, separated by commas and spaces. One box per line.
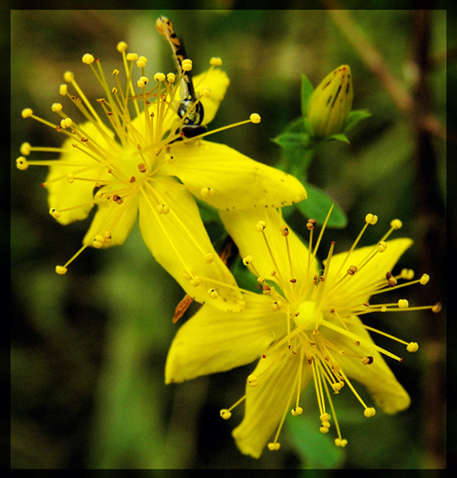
46, 122, 114, 225
325, 238, 413, 309
220, 208, 318, 287
82, 187, 139, 247
193, 69, 230, 125
232, 346, 313, 458
161, 140, 307, 210
138, 176, 243, 311
323, 314, 410, 414
165, 294, 284, 384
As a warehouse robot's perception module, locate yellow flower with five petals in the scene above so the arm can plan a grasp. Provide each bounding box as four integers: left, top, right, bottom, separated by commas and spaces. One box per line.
165, 207, 440, 457
17, 42, 306, 312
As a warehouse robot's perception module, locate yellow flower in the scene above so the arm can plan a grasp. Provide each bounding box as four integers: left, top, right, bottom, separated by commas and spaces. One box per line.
165, 207, 440, 457
307, 65, 353, 138
17, 41, 306, 312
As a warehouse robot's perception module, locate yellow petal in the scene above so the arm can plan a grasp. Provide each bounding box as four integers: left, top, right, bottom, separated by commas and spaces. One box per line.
220, 208, 318, 287
232, 346, 313, 458
165, 294, 284, 384
193, 68, 230, 125
323, 314, 410, 414
46, 122, 114, 225
138, 176, 243, 312
82, 186, 139, 247
325, 237, 413, 309
163, 141, 307, 210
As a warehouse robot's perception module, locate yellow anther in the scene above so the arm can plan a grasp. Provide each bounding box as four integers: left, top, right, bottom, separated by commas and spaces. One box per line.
93, 236, 104, 248
82, 53, 95, 64
362, 356, 374, 365
398, 299, 409, 309
390, 219, 403, 230
320, 426, 330, 434
220, 409, 231, 420
335, 438, 348, 447
66, 173, 75, 183
156, 204, 170, 215
401, 268, 415, 280
21, 108, 33, 118
190, 277, 202, 287
210, 57, 222, 66
112, 69, 120, 76
63, 71, 74, 82
255, 220, 266, 232
154, 72, 166, 82
306, 218, 317, 230
136, 57, 147, 68
59, 84, 68, 96
377, 241, 387, 252
347, 265, 357, 275
204, 253, 214, 264
167, 73, 176, 83
243, 255, 253, 266
49, 208, 61, 219
332, 382, 343, 392
364, 407, 376, 417
181, 59, 193, 71
20, 142, 31, 155
247, 374, 259, 387
16, 157, 28, 170
126, 53, 139, 61
321, 421, 331, 429
267, 442, 281, 451
280, 225, 289, 237
55, 265, 68, 275
432, 302, 442, 313
291, 407, 303, 416
407, 342, 419, 353
201, 187, 213, 198
320, 413, 331, 422
164, 153, 175, 164
365, 213, 378, 225
51, 103, 63, 112
103, 231, 112, 243
202, 87, 211, 98
271, 301, 281, 311
137, 79, 146, 88
117, 41, 128, 52
250, 113, 261, 124
208, 289, 219, 299
420, 273, 430, 285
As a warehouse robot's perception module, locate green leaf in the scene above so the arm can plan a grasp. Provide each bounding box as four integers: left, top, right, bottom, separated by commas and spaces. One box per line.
272, 131, 311, 149
300, 73, 314, 117
296, 183, 347, 228
286, 414, 345, 469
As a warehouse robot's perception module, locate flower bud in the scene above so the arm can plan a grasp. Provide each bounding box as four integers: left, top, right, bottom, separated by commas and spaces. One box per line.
307, 65, 353, 138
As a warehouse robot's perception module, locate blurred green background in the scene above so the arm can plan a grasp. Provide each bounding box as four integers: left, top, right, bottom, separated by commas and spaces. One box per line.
11, 7, 449, 470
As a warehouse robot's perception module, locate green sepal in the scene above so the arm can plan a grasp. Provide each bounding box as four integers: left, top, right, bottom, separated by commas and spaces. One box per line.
300, 73, 314, 117
342, 109, 372, 134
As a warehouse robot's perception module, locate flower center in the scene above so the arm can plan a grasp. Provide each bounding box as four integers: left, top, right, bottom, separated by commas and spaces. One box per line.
293, 300, 322, 332
119, 144, 147, 180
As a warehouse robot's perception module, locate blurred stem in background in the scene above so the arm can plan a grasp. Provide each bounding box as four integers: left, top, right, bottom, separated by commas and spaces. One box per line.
324, 3, 446, 468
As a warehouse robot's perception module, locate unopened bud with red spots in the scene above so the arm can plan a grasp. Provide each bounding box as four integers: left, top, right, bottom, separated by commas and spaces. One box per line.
307, 65, 353, 138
